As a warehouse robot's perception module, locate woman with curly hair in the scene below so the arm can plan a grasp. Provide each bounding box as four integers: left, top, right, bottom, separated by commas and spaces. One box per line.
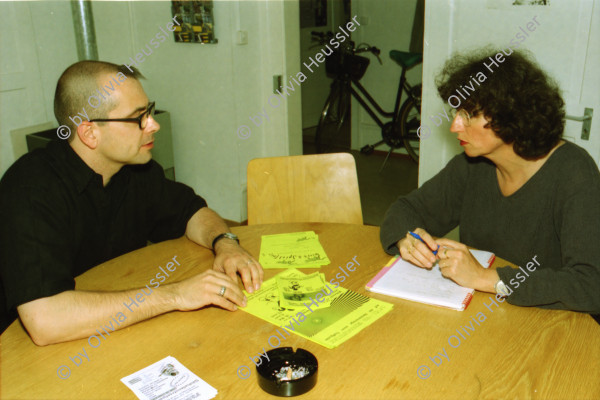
380, 48, 600, 316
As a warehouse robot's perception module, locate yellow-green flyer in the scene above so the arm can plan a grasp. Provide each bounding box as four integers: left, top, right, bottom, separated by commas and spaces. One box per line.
241, 269, 393, 349
259, 231, 330, 269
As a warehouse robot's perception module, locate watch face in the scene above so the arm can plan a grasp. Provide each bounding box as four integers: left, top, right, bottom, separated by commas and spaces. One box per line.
224, 233, 238, 240
496, 280, 510, 297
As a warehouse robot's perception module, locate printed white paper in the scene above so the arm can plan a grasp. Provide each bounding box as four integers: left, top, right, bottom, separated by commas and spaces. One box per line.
120, 356, 217, 400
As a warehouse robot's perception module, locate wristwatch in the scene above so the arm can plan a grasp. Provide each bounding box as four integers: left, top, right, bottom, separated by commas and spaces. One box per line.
212, 232, 240, 250
494, 279, 510, 297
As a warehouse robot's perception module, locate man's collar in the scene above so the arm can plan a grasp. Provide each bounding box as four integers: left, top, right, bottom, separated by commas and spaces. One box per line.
48, 140, 129, 193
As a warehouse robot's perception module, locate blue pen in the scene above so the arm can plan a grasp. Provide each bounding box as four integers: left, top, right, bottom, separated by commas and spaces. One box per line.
408, 231, 440, 255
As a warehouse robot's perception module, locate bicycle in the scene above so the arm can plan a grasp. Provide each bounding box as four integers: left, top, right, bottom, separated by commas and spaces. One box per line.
311, 31, 423, 164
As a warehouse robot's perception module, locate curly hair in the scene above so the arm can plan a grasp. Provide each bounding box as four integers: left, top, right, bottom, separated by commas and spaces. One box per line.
435, 47, 564, 160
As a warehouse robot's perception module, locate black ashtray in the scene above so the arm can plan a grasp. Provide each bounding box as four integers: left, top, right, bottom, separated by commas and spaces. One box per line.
256, 347, 318, 397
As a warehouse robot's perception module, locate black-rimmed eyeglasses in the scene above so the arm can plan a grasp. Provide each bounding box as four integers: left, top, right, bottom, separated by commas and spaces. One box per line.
89, 101, 156, 130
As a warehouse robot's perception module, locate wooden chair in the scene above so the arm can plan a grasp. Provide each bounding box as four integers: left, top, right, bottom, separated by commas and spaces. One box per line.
247, 153, 363, 225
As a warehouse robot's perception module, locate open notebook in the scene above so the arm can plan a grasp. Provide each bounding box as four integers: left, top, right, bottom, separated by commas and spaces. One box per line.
366, 250, 495, 311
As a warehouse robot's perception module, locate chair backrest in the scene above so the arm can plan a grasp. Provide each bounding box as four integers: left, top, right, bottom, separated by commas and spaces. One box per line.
247, 153, 363, 225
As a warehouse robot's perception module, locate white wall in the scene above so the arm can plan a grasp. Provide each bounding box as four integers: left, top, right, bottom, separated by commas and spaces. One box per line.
0, 0, 301, 223
0, 1, 76, 171
419, 0, 598, 185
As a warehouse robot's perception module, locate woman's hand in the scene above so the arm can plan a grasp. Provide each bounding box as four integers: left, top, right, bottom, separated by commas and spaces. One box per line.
397, 228, 439, 269
435, 238, 497, 291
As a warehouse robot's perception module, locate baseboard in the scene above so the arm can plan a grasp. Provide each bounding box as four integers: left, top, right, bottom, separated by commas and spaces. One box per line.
225, 219, 247, 227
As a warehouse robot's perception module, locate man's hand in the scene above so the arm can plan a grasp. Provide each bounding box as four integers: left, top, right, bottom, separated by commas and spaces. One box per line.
184, 208, 264, 293
213, 239, 264, 293
435, 238, 498, 292
171, 269, 248, 311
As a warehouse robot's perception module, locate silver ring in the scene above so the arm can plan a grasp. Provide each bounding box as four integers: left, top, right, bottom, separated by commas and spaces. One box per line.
219, 286, 226, 297
247, 260, 252, 264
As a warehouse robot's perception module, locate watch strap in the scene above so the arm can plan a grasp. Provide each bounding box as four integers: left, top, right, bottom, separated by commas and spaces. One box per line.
212, 232, 239, 250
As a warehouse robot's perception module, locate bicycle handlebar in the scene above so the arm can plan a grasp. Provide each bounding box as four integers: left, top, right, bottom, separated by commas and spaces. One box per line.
371, 47, 382, 64
355, 44, 382, 64
311, 31, 382, 63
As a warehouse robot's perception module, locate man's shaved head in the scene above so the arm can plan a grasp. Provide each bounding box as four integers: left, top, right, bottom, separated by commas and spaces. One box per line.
54, 61, 144, 141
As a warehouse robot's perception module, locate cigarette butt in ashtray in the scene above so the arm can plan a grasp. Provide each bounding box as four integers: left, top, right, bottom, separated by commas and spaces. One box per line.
256, 347, 318, 397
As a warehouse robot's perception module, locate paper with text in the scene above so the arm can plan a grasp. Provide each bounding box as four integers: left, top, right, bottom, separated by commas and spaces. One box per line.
259, 231, 330, 269
241, 269, 393, 348
120, 356, 217, 400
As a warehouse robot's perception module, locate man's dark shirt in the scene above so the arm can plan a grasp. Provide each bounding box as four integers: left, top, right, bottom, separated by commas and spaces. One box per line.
0, 140, 207, 332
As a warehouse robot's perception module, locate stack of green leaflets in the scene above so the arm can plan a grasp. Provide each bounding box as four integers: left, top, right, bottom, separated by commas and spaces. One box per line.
277, 272, 333, 309
259, 231, 330, 269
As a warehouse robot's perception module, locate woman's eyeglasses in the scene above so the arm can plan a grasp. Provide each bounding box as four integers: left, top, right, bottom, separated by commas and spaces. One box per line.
89, 101, 156, 130
449, 108, 472, 127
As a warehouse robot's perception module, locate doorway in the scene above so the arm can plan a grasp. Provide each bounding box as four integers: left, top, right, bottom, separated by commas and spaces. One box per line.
296, 0, 424, 225
299, 0, 351, 154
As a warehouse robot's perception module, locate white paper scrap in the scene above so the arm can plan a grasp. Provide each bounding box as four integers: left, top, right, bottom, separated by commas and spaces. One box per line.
120, 356, 217, 400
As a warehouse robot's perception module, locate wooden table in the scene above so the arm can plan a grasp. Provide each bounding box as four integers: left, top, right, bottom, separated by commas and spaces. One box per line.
2, 223, 599, 399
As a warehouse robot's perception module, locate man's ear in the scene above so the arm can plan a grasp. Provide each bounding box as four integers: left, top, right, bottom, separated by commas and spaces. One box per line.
76, 121, 99, 149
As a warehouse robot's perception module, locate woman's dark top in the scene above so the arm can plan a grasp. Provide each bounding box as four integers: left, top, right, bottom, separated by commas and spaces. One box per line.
380, 141, 600, 313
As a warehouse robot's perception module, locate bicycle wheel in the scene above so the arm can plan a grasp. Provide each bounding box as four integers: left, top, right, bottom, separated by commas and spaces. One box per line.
315, 81, 351, 154
398, 95, 421, 163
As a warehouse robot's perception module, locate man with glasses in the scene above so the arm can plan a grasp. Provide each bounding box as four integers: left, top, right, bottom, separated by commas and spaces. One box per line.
0, 61, 263, 343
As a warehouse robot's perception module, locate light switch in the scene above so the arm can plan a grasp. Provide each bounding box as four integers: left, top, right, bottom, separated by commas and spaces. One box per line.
236, 30, 248, 45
